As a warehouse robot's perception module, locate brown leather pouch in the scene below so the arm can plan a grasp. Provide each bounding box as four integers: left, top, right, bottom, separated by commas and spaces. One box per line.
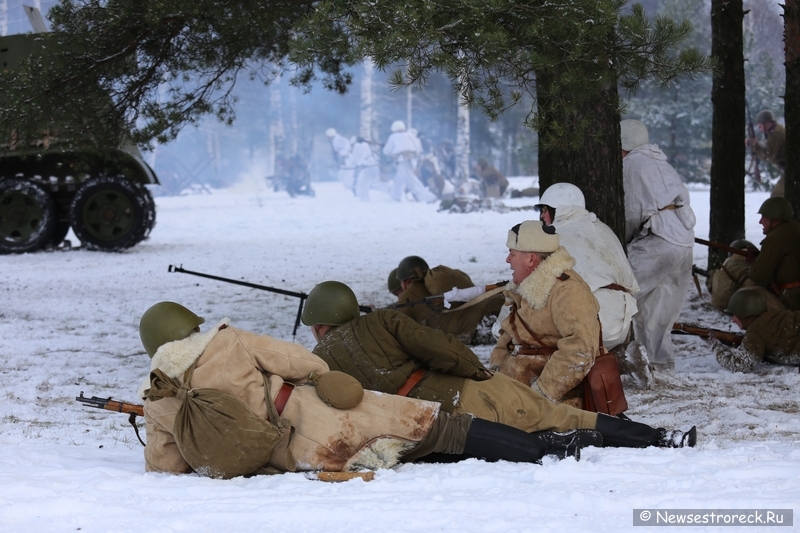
582, 351, 628, 416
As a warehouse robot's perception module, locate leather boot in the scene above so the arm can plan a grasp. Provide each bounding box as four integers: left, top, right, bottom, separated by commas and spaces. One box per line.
462, 418, 603, 463
595, 413, 697, 448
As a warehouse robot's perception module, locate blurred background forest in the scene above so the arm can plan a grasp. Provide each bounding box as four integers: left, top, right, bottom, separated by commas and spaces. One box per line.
1, 0, 786, 193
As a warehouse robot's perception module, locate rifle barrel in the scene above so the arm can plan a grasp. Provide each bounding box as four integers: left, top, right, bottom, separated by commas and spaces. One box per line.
694, 238, 748, 257
169, 265, 306, 299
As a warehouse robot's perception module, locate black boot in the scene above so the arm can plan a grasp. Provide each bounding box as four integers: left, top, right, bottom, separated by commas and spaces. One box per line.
595, 414, 697, 449
462, 418, 603, 463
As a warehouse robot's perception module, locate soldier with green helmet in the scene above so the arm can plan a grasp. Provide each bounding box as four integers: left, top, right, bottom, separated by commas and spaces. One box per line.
304, 280, 697, 450
748, 197, 800, 311
708, 239, 758, 312
394, 255, 504, 342
746, 110, 786, 197
138, 299, 614, 472
715, 287, 800, 373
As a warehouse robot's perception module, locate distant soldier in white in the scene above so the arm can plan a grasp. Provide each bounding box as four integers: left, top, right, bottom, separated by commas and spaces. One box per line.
325, 128, 354, 192
536, 183, 640, 351
347, 137, 380, 202
383, 120, 436, 203
621, 119, 697, 375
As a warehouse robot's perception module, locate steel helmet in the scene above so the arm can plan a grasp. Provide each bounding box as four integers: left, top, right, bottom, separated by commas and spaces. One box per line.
620, 119, 649, 151
725, 287, 767, 317
301, 281, 360, 326
757, 197, 793, 222
756, 110, 776, 124
325, 128, 337, 138
391, 120, 406, 132
729, 239, 756, 251
139, 301, 205, 358
538, 182, 586, 210
387, 268, 402, 294
396, 255, 429, 281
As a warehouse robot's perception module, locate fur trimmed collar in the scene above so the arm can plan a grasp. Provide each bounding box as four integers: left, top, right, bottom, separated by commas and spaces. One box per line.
137, 318, 230, 399
512, 247, 575, 310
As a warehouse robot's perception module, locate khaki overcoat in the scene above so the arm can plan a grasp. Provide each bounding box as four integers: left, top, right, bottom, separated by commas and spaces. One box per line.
750, 220, 800, 310
489, 247, 601, 409
141, 320, 439, 475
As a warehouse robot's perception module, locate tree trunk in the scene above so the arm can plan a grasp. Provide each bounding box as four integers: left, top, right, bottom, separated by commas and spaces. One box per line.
537, 81, 625, 244
709, 0, 746, 270
455, 93, 470, 185
269, 74, 285, 177
784, 0, 800, 221
359, 58, 376, 141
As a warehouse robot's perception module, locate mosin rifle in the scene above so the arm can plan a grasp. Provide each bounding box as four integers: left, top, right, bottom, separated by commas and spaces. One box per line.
76, 392, 373, 481
168, 265, 372, 338
76, 391, 146, 445
671, 323, 743, 347
392, 281, 509, 310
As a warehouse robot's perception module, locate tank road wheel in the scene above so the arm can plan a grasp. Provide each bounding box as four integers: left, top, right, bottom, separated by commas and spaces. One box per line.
0, 178, 57, 254
69, 176, 153, 251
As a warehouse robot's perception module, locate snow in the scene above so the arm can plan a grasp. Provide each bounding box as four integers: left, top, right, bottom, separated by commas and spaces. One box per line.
1, 175, 798, 532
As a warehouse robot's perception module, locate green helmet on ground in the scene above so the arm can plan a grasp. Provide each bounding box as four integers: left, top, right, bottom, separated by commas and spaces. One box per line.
388, 268, 402, 294
139, 301, 205, 358
301, 281, 360, 326
756, 109, 776, 124
757, 197, 793, 222
725, 288, 767, 317
396, 255, 429, 281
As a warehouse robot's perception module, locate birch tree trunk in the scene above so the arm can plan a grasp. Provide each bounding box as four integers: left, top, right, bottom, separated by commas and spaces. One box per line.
455, 94, 470, 186
359, 58, 376, 141
268, 74, 285, 177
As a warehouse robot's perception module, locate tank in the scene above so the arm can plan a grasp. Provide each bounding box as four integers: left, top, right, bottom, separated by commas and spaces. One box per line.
0, 33, 158, 254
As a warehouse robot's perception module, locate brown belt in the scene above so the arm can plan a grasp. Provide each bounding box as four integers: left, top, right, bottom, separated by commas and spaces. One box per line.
515, 346, 554, 356
602, 283, 630, 293
397, 369, 427, 396
274, 383, 294, 416
779, 280, 800, 291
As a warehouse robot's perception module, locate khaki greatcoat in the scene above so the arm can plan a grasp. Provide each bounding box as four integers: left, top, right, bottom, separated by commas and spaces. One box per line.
750, 220, 800, 311
141, 320, 440, 475
489, 247, 601, 409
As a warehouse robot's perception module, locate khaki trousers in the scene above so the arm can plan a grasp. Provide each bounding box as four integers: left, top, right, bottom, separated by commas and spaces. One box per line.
454, 373, 597, 433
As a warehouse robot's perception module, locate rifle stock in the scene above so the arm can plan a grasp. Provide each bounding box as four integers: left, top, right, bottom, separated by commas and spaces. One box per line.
672, 323, 743, 347
76, 392, 146, 445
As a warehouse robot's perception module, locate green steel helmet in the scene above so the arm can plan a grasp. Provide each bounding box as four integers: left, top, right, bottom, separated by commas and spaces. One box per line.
729, 239, 756, 251
756, 109, 776, 124
757, 197, 793, 222
396, 255, 429, 281
725, 287, 767, 317
387, 268, 402, 294
139, 301, 205, 358
301, 281, 360, 326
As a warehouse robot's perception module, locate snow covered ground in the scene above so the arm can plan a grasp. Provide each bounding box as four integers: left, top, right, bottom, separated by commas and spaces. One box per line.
1, 174, 797, 532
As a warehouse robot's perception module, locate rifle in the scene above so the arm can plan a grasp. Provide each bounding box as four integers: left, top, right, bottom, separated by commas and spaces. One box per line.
76, 391, 146, 446
746, 102, 763, 185
692, 264, 709, 278
393, 281, 508, 310
671, 323, 743, 347
694, 238, 749, 257
168, 265, 373, 338
76, 391, 376, 481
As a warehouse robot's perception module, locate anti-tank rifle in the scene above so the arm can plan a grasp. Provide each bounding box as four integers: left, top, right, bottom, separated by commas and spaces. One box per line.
168, 265, 373, 338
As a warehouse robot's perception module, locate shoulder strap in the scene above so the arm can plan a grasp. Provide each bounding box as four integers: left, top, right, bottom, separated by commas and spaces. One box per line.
509, 303, 555, 355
